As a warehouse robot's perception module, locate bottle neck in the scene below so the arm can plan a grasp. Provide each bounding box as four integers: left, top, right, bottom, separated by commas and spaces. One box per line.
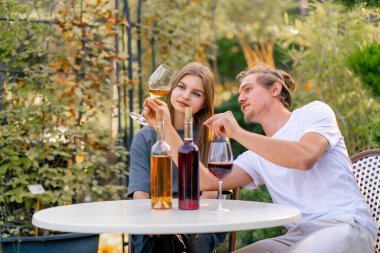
157, 121, 165, 141
184, 121, 193, 141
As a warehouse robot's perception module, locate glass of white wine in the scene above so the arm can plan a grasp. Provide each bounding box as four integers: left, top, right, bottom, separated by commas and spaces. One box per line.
129, 64, 176, 125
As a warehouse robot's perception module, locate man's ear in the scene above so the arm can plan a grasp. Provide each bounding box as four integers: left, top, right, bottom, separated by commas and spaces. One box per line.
272, 82, 282, 97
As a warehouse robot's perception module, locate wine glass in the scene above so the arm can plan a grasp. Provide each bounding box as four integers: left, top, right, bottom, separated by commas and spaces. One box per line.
208, 136, 234, 212
129, 64, 176, 125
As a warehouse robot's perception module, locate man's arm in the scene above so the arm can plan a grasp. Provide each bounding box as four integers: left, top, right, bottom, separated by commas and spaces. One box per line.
235, 129, 328, 170
201, 164, 254, 191
204, 111, 329, 171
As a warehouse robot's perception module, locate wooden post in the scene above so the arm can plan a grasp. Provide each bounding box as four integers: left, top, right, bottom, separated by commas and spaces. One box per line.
35, 195, 40, 237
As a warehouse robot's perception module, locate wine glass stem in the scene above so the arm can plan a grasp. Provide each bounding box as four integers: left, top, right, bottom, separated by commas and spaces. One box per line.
218, 180, 223, 210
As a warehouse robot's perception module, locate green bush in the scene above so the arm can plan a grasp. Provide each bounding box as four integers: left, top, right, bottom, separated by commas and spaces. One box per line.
348, 43, 380, 97
216, 39, 247, 82
348, 43, 380, 148
0, 2, 128, 238
334, 0, 380, 8
372, 116, 380, 148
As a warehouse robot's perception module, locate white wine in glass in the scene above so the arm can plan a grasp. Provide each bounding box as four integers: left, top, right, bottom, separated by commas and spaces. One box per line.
130, 64, 176, 125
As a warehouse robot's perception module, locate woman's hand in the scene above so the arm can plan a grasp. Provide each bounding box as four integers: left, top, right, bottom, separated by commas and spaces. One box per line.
144, 97, 171, 129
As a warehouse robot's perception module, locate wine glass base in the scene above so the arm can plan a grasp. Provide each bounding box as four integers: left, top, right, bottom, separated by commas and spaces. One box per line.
129, 112, 149, 126
209, 207, 231, 213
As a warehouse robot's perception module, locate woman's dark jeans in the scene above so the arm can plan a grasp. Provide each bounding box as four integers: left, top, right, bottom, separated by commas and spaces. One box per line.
131, 232, 227, 253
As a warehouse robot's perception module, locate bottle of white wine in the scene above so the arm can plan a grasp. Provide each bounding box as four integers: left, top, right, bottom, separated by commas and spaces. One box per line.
150, 110, 172, 209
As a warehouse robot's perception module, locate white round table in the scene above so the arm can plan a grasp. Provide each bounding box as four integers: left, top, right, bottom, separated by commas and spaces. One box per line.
32, 199, 301, 234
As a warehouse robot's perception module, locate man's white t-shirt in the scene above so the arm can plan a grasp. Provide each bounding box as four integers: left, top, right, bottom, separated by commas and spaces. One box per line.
234, 101, 377, 236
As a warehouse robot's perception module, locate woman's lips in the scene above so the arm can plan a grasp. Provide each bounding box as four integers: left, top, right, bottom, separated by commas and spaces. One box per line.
178, 101, 190, 107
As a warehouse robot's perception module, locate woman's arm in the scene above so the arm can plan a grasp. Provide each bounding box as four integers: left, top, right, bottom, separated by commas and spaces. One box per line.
127, 128, 154, 198
133, 191, 150, 199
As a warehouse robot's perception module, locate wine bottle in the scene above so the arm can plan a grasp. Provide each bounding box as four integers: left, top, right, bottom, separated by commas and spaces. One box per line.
151, 110, 172, 210
178, 107, 200, 210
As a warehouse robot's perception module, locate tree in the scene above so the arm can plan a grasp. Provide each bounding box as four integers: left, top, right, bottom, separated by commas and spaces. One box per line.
215, 0, 296, 68
282, 2, 380, 152
0, 0, 128, 237
138, 0, 217, 70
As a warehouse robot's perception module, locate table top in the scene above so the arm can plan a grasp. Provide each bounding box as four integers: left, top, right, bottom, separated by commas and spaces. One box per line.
32, 199, 301, 234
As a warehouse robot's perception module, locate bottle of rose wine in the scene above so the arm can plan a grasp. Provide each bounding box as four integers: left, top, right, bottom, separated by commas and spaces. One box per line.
151, 110, 172, 210
178, 107, 199, 210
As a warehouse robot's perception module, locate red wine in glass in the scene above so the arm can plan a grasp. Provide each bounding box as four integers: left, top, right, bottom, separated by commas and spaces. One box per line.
208, 136, 233, 212
208, 162, 233, 180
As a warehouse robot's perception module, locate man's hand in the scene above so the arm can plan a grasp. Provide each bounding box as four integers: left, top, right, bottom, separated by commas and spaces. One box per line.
203, 111, 241, 139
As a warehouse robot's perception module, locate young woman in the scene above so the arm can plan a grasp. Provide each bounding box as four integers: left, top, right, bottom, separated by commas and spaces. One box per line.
127, 62, 226, 253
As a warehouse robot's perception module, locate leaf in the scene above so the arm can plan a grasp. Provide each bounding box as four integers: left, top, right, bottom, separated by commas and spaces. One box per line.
294, 18, 303, 30
284, 12, 289, 25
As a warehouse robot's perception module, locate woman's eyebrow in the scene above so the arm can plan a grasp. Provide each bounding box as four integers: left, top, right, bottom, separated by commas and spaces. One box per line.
178, 80, 187, 86
178, 81, 204, 94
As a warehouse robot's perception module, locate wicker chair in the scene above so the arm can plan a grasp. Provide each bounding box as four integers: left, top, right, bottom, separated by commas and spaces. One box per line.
127, 188, 240, 253
350, 149, 380, 253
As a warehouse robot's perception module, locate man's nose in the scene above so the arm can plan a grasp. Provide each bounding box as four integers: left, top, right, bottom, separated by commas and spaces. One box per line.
238, 93, 245, 104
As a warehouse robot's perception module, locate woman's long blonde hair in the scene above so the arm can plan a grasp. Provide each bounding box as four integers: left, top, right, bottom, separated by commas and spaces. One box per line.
166, 62, 214, 165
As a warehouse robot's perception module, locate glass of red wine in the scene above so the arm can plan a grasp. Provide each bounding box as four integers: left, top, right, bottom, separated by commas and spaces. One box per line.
208, 136, 233, 212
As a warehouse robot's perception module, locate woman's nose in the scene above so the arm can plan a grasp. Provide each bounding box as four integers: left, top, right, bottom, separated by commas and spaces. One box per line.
182, 90, 191, 100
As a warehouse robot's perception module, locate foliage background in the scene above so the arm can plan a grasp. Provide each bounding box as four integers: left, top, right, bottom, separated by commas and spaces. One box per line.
0, 0, 379, 251
282, 2, 380, 153
0, 0, 128, 237
348, 43, 380, 148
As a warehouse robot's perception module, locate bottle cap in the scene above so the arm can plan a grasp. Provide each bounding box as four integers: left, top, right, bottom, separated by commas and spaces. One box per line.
185, 107, 192, 122
157, 110, 163, 122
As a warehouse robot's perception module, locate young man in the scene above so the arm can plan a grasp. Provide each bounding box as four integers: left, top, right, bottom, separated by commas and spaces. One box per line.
146, 64, 376, 253
202, 65, 376, 253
